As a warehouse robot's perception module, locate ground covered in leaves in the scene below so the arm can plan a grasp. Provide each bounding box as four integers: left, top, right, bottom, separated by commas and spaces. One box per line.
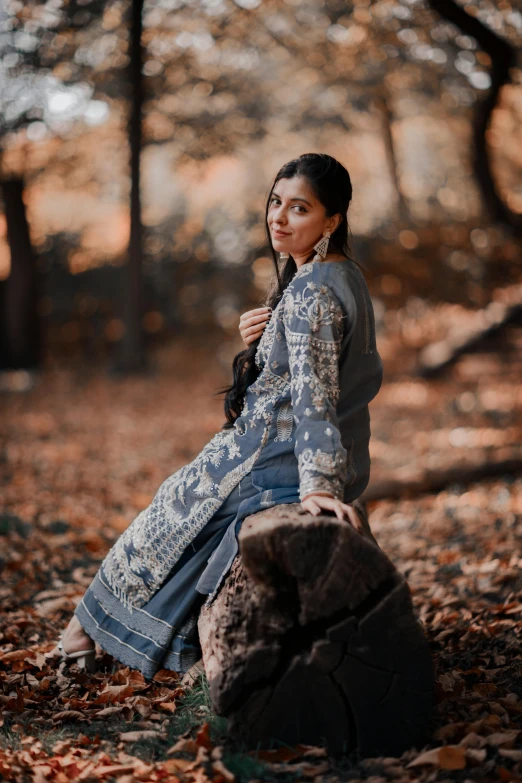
1, 316, 522, 782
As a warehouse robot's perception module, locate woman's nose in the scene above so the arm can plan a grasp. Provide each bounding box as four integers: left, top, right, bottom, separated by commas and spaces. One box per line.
273, 206, 286, 224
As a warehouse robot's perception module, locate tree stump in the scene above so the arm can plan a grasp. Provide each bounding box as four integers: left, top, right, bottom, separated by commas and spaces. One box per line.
198, 502, 434, 758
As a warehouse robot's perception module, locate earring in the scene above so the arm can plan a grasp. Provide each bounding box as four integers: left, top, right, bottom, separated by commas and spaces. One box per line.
312, 230, 331, 263
279, 251, 289, 261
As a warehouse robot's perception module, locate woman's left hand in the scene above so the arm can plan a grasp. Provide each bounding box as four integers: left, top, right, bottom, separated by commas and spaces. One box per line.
301, 492, 364, 533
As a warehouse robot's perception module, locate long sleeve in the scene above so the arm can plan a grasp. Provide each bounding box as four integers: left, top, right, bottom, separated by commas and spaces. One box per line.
282, 266, 349, 502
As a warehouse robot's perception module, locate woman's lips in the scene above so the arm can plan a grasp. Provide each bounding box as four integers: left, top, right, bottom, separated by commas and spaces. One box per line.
273, 229, 290, 237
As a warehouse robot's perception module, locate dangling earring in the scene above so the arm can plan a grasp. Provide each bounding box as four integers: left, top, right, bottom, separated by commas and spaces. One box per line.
312, 230, 331, 263
279, 251, 289, 261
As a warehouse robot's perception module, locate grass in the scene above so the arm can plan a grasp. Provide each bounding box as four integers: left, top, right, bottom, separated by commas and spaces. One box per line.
0, 675, 308, 781
171, 671, 228, 742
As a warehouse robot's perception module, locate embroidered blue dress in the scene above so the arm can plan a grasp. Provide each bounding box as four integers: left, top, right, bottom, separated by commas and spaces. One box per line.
75, 259, 383, 679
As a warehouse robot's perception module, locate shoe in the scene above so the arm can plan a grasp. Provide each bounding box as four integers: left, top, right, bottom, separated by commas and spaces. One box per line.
47, 633, 97, 673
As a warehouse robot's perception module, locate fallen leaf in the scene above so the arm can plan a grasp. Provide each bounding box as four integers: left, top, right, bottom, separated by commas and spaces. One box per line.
92, 764, 139, 777
167, 738, 199, 755
196, 722, 213, 750
465, 748, 487, 763
95, 706, 128, 718
0, 650, 35, 663
499, 749, 522, 761
159, 701, 176, 713
164, 758, 198, 773
486, 730, 520, 746
408, 745, 467, 770
212, 760, 235, 782
119, 730, 165, 742
51, 711, 88, 723
458, 732, 486, 748
34, 597, 73, 617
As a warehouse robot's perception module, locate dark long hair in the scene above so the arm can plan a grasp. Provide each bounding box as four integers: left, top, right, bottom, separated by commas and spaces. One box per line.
217, 152, 357, 429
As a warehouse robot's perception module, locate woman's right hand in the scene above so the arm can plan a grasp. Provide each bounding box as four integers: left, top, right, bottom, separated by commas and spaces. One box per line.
239, 307, 272, 348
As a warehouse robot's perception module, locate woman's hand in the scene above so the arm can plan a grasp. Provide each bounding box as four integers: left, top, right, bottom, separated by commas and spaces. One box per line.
301, 492, 364, 533
239, 307, 272, 348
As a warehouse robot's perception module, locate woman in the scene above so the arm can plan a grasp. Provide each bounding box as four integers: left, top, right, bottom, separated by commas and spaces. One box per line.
49, 152, 383, 680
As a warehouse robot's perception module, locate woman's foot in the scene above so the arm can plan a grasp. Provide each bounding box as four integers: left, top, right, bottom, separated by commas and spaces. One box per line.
48, 614, 95, 658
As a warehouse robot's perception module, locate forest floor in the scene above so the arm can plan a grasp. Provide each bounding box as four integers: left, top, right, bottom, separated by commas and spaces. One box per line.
1, 304, 522, 783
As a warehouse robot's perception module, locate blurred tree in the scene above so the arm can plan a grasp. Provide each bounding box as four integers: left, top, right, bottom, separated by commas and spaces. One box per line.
0, 0, 147, 372
0, 170, 40, 369
428, 0, 520, 234
0, 0, 521, 363
0, 0, 37, 368
0, 0, 109, 369
116, 0, 147, 373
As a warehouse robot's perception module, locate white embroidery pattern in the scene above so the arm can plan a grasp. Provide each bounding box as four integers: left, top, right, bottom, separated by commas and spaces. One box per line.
285, 280, 346, 336
90, 260, 383, 628
255, 299, 281, 370
283, 266, 348, 501
101, 426, 270, 610
298, 448, 346, 500
260, 489, 274, 507
243, 367, 290, 430
255, 263, 316, 371
274, 400, 294, 442
285, 332, 341, 413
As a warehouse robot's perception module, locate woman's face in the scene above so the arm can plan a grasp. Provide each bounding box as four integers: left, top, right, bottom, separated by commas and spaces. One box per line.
268, 175, 340, 258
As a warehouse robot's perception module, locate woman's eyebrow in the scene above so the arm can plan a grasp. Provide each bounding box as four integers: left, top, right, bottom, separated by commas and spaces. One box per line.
272, 192, 313, 206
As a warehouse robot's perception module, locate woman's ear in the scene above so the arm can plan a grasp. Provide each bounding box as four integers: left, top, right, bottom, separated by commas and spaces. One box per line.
326, 213, 342, 235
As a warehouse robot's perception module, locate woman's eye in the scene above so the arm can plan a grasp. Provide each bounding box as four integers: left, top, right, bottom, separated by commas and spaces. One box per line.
270, 198, 306, 213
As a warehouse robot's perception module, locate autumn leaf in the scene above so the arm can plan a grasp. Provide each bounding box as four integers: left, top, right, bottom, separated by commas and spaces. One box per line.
91, 763, 140, 777
211, 759, 236, 783
195, 722, 213, 750
119, 730, 166, 742
159, 701, 176, 713
485, 731, 521, 746
95, 705, 130, 718
163, 757, 198, 773
3, 289, 522, 783
167, 738, 199, 756
0, 650, 35, 663
51, 710, 89, 722
407, 745, 467, 770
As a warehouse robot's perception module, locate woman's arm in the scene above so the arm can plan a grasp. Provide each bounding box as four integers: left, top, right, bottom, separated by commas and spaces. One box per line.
282, 266, 348, 502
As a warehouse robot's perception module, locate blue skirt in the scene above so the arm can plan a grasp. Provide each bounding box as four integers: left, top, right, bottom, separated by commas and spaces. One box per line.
75, 469, 300, 679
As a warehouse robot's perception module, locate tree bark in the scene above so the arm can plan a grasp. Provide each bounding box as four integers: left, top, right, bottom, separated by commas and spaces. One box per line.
0, 177, 41, 370
116, 0, 147, 372
198, 502, 434, 757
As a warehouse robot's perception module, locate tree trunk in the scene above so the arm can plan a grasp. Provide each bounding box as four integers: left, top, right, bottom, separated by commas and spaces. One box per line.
0, 177, 41, 370
116, 0, 147, 372
416, 300, 522, 378
427, 0, 520, 234
375, 92, 410, 225
198, 502, 434, 758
